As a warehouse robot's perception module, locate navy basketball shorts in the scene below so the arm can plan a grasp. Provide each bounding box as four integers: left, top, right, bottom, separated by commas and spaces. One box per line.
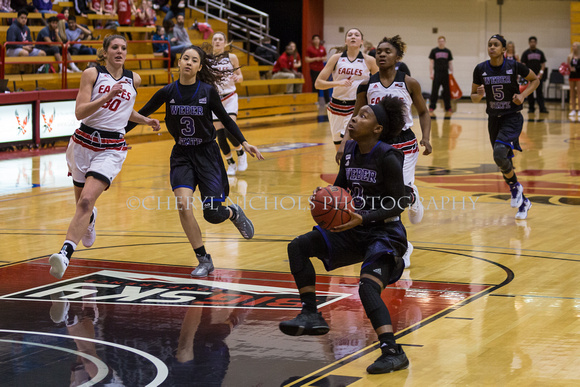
170, 141, 230, 203
488, 112, 523, 147
314, 221, 407, 285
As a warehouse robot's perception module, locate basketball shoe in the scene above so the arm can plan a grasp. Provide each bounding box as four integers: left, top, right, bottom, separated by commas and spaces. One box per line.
49, 292, 70, 323
515, 198, 532, 220
82, 207, 97, 247
366, 343, 409, 374
229, 204, 254, 239
49, 252, 69, 279
227, 162, 237, 176
408, 185, 424, 224
402, 242, 413, 269
510, 182, 524, 208
279, 311, 329, 336
237, 152, 248, 172
191, 254, 214, 277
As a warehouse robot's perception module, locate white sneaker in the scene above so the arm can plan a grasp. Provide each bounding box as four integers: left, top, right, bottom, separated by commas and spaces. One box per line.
402, 242, 413, 269
569, 110, 577, 116
49, 292, 70, 323
515, 198, 532, 220
49, 253, 70, 279
509, 183, 524, 208
227, 162, 237, 176
69, 63, 82, 73
82, 207, 97, 247
408, 185, 424, 224
237, 152, 248, 172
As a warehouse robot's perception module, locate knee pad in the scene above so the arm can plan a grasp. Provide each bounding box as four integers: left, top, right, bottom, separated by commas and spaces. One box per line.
202, 203, 230, 224
216, 129, 231, 155
493, 143, 513, 173
288, 238, 305, 274
358, 277, 383, 315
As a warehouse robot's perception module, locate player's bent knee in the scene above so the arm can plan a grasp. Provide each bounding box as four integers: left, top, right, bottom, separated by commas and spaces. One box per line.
202, 205, 230, 224
493, 143, 513, 173
288, 238, 306, 274
359, 277, 383, 314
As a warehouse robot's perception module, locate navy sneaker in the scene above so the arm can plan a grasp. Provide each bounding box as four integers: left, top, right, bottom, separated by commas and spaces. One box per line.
279, 311, 329, 336
367, 344, 409, 374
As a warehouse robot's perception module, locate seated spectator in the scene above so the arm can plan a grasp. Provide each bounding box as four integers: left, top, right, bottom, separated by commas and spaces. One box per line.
89, 0, 102, 14
117, 0, 135, 29
11, 0, 35, 14
135, 0, 156, 26
6, 9, 46, 73
0, 0, 14, 12
152, 25, 175, 67
169, 13, 191, 54
33, 0, 56, 16
36, 16, 81, 72
66, 15, 97, 57
73, 0, 95, 18
255, 37, 277, 78
272, 41, 303, 94
57, 7, 70, 21
152, 0, 168, 19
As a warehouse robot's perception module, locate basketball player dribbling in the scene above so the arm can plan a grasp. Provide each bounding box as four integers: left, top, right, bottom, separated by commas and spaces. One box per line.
471, 34, 539, 219
339, 35, 432, 268
126, 45, 264, 277
279, 96, 411, 374
49, 35, 161, 279
209, 32, 248, 176
315, 28, 378, 150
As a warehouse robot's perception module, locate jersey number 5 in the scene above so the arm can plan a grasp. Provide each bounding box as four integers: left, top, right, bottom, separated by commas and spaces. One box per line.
181, 116, 195, 136
491, 85, 504, 100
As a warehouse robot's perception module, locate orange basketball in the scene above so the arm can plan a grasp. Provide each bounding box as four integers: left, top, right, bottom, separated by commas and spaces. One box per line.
310, 186, 355, 230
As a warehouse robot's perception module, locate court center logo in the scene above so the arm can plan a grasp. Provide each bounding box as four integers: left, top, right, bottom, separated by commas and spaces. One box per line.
0, 270, 350, 310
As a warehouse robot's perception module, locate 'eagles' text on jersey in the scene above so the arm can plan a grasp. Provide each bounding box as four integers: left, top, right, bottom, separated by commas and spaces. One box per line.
332, 51, 371, 101
473, 59, 530, 116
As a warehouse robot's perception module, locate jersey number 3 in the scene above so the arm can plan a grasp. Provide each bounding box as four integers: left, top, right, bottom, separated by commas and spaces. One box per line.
181, 117, 195, 136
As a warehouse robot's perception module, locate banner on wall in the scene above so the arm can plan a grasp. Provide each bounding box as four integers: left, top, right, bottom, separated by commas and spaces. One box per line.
39, 100, 81, 139
0, 104, 34, 144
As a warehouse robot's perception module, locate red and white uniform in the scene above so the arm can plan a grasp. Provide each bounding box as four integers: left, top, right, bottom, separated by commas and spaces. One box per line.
103, 0, 115, 14
117, 0, 132, 26
92, 0, 101, 11
67, 66, 137, 186
211, 54, 239, 120
327, 51, 371, 142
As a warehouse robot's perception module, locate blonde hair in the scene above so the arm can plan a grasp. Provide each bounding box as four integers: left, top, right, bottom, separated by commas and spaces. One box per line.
57, 20, 68, 43
96, 34, 127, 64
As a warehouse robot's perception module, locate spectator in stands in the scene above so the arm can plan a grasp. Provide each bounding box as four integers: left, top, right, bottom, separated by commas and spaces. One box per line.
33, 0, 56, 16
36, 16, 82, 72
169, 13, 191, 54
272, 41, 303, 94
57, 7, 70, 21
103, 0, 117, 17
190, 18, 213, 40
6, 9, 46, 73
74, 0, 95, 18
89, 0, 102, 14
0, 0, 14, 12
134, 0, 155, 26
305, 34, 329, 103
152, 25, 175, 67
363, 40, 376, 57
11, 0, 35, 14
255, 37, 277, 79
117, 0, 135, 36
66, 15, 97, 56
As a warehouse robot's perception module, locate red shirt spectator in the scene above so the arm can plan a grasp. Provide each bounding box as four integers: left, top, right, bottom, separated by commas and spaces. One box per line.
117, 0, 134, 26
273, 51, 301, 73
306, 44, 326, 71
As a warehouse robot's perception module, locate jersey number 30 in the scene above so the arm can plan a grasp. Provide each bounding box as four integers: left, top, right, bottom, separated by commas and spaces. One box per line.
180, 117, 195, 136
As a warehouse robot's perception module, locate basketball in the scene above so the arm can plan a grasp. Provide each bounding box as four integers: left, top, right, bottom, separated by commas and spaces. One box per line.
310, 186, 355, 230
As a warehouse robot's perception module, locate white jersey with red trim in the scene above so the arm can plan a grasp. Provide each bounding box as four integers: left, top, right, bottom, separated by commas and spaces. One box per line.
365, 71, 413, 131
331, 51, 370, 101
213, 54, 236, 95
83, 66, 137, 133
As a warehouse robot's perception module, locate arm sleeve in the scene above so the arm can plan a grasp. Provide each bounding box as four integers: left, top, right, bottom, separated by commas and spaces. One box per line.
333, 154, 348, 189
361, 151, 411, 225
208, 87, 246, 144
125, 87, 167, 132
357, 81, 369, 95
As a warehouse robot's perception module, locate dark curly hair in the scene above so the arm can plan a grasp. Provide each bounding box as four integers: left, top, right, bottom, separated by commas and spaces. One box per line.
377, 95, 406, 142
377, 35, 407, 58
179, 45, 232, 89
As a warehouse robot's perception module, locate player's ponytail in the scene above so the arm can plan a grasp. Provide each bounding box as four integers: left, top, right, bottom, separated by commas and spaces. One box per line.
378, 35, 407, 58
180, 45, 232, 90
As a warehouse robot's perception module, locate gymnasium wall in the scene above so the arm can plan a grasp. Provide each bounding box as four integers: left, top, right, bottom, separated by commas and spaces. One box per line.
322, 0, 571, 95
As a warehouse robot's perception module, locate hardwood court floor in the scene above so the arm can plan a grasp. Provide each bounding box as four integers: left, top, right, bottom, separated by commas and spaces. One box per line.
0, 101, 579, 386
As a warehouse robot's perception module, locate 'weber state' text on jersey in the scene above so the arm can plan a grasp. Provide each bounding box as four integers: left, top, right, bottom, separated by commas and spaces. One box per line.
131, 80, 246, 146
358, 71, 414, 131
473, 59, 530, 116
335, 140, 408, 224
331, 51, 371, 101
83, 65, 137, 133
212, 54, 236, 95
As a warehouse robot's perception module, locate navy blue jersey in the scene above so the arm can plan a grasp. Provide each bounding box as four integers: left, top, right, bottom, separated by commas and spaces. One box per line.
128, 80, 246, 146
335, 140, 408, 225
473, 59, 530, 116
